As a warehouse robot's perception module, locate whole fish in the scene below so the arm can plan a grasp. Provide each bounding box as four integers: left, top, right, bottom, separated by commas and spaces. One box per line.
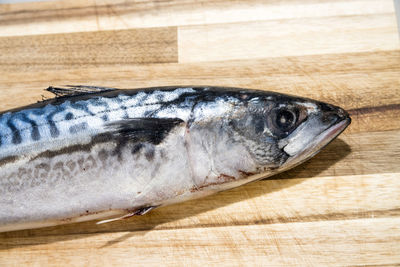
0, 86, 350, 232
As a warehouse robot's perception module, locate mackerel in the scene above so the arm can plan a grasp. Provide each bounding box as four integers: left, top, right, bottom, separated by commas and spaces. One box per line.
0, 86, 350, 232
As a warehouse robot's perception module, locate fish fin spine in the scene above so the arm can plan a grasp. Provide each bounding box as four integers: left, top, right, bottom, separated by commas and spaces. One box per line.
46, 85, 119, 98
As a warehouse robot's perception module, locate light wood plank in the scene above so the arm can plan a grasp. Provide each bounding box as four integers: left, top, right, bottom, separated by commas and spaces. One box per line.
1, 217, 399, 266
0, 0, 395, 37
178, 14, 399, 62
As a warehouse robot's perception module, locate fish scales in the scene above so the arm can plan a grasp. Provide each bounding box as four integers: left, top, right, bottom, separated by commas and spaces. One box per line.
0, 86, 351, 232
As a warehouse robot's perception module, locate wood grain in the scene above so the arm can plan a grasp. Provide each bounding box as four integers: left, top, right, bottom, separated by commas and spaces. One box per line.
0, 27, 177, 71
0, 0, 395, 36
0, 0, 399, 266
1, 218, 400, 266
178, 14, 399, 62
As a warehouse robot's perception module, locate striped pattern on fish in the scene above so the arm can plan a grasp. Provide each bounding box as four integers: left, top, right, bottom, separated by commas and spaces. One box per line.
0, 86, 351, 232
0, 87, 198, 159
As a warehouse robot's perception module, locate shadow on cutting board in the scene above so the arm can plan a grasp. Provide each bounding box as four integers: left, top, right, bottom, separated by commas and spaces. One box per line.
0, 139, 351, 250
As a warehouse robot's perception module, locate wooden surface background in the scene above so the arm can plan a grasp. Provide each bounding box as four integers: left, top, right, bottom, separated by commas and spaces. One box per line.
0, 0, 399, 266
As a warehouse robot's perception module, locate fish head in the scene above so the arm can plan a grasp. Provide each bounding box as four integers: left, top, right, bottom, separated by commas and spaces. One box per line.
227, 91, 351, 176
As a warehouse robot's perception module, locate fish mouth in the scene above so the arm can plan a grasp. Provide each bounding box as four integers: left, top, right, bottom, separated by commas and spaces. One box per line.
280, 116, 351, 170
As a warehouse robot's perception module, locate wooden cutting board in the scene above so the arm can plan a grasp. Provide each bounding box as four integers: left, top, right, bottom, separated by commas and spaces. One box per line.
0, 0, 399, 266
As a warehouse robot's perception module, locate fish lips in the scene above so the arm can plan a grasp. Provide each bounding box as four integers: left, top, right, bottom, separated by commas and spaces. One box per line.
279, 110, 351, 170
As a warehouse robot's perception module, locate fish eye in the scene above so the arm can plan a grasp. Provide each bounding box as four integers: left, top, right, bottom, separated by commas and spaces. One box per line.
276, 109, 296, 130
269, 107, 298, 137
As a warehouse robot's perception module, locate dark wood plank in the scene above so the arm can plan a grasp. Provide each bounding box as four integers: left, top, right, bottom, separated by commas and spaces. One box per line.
0, 27, 178, 71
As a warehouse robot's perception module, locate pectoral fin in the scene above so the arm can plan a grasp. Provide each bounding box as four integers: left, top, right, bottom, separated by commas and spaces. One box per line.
105, 117, 184, 145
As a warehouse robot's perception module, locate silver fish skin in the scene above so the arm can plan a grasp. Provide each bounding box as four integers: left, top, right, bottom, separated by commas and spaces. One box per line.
0, 86, 350, 232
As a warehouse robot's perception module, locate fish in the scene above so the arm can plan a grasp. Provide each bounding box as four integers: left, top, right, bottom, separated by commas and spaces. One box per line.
0, 85, 350, 232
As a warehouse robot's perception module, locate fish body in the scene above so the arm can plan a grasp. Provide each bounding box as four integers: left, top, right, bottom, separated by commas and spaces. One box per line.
0, 86, 350, 232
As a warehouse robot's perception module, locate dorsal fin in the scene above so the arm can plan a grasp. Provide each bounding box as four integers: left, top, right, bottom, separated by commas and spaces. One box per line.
46, 85, 119, 98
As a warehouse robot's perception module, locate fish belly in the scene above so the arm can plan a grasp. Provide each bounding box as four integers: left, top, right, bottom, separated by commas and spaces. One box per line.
0, 127, 193, 232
